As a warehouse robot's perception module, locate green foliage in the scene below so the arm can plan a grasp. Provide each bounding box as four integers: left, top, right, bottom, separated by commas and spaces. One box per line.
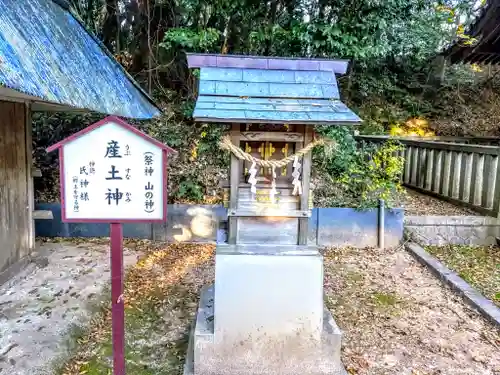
32, 112, 105, 203
33, 0, 489, 205
314, 126, 358, 177
176, 179, 204, 201
143, 90, 228, 203
340, 140, 405, 207
160, 28, 221, 52
313, 128, 405, 209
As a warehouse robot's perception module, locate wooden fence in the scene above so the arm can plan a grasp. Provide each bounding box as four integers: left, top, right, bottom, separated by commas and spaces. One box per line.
389, 136, 500, 146
356, 135, 500, 217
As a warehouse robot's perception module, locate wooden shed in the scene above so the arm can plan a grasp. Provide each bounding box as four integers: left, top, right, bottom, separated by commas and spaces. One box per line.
444, 1, 500, 65
0, 0, 159, 282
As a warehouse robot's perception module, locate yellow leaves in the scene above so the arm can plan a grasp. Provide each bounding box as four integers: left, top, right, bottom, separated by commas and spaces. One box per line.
456, 23, 479, 46
436, 4, 454, 14
389, 126, 404, 136
406, 117, 429, 129
389, 118, 435, 137
471, 63, 483, 72
190, 142, 198, 161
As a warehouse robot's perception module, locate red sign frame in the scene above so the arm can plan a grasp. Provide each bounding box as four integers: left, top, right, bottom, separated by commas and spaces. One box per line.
47, 115, 176, 224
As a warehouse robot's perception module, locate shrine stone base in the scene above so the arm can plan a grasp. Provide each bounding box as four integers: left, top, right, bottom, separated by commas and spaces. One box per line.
183, 285, 347, 375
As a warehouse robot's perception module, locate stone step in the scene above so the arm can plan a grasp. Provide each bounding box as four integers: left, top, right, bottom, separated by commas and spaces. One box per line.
33, 210, 53, 220
185, 285, 346, 375
216, 243, 319, 255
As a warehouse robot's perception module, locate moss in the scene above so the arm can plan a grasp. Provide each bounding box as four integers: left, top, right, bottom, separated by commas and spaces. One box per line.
372, 292, 400, 306
426, 244, 500, 306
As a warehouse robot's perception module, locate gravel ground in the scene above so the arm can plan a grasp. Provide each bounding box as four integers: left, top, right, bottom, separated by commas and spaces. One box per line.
403, 188, 480, 216
0, 240, 139, 375
325, 246, 500, 375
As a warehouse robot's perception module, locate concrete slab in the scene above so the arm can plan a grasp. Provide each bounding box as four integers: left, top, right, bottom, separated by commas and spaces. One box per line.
184, 285, 347, 375
316, 208, 404, 248
215, 243, 320, 255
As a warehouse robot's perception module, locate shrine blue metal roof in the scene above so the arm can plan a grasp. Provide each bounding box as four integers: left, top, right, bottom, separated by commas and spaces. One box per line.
188, 55, 361, 125
194, 96, 359, 123
0, 0, 160, 119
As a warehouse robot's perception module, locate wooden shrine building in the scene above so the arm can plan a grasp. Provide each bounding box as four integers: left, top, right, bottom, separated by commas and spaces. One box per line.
187, 54, 361, 245
0, 0, 159, 282
185, 54, 361, 374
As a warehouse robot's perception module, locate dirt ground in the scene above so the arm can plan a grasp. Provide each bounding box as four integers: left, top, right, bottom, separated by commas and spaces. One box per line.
0, 240, 139, 375
2, 239, 498, 375
403, 188, 480, 216
326, 245, 500, 375
55, 241, 500, 375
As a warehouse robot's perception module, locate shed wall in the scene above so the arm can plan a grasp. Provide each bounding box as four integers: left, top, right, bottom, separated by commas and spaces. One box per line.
0, 101, 30, 274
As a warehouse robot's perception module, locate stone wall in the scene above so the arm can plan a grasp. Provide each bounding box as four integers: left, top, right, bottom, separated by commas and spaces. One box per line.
405, 216, 500, 245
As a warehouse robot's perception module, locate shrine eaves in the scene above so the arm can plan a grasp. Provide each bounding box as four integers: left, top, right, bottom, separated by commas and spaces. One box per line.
187, 54, 362, 125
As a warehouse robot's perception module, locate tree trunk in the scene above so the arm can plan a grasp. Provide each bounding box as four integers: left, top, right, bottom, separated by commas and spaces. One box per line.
102, 0, 118, 52
265, 0, 278, 55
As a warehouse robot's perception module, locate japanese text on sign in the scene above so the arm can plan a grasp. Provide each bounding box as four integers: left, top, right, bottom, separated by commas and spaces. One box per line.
61, 121, 164, 221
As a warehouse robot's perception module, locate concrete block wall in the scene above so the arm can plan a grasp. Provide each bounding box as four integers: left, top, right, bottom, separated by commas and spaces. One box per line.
405, 215, 500, 246
35, 203, 404, 248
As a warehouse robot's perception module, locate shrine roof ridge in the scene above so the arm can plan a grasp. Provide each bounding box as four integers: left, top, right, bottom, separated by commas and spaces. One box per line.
46, 116, 177, 154
187, 53, 349, 74
188, 54, 362, 125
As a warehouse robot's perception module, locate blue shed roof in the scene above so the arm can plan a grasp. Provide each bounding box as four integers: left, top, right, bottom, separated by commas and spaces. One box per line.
0, 0, 160, 119
188, 54, 361, 125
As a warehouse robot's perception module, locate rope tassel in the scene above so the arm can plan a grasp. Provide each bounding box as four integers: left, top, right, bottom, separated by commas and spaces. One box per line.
270, 166, 277, 203
248, 161, 258, 194
218, 135, 334, 197
292, 155, 302, 196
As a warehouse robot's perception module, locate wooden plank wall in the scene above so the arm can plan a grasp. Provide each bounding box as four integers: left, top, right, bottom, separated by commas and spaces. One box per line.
357, 135, 500, 217
0, 101, 30, 273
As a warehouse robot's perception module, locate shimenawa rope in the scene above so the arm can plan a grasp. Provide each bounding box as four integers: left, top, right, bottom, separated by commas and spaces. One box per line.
219, 135, 329, 167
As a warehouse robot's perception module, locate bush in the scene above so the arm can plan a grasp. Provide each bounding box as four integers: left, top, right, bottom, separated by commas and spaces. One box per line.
33, 107, 405, 208
313, 126, 405, 209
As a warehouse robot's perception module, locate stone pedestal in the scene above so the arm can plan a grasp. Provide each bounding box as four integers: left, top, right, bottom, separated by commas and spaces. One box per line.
184, 245, 347, 375
184, 285, 346, 375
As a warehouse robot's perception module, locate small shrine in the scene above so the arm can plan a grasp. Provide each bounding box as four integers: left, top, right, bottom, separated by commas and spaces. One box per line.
184, 54, 361, 375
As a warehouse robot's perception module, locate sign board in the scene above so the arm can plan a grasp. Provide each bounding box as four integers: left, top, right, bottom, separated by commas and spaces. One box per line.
48, 116, 176, 375
47, 116, 175, 223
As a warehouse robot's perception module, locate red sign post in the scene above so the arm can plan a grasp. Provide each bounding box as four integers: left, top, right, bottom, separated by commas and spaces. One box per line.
47, 116, 175, 375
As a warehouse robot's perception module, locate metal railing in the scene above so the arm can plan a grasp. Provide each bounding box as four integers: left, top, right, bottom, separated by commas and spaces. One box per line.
357, 135, 500, 217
